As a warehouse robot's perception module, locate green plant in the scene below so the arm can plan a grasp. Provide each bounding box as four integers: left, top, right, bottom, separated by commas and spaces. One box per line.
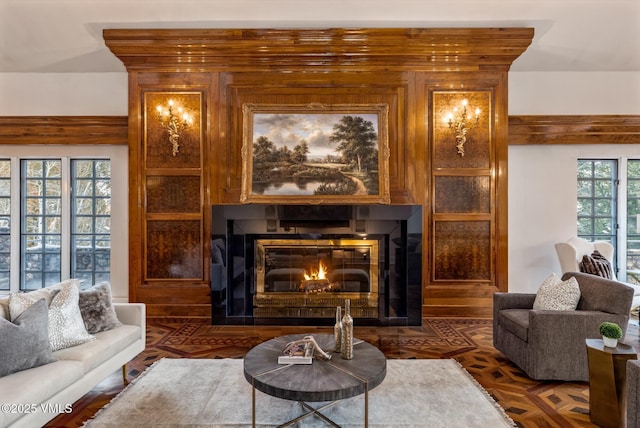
599, 322, 623, 339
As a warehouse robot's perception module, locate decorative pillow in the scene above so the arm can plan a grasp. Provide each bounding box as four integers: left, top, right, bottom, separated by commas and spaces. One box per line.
48, 281, 95, 351
8, 278, 76, 321
79, 282, 122, 334
579, 250, 613, 279
0, 295, 9, 320
533, 273, 581, 311
0, 299, 56, 377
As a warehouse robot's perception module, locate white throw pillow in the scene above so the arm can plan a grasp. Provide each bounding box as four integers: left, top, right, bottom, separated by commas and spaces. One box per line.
533, 273, 581, 311
48, 280, 95, 351
8, 278, 75, 321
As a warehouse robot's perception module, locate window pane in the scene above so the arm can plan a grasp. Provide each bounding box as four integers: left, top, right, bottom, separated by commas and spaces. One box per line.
577, 199, 593, 217
75, 179, 94, 196
593, 199, 612, 216
577, 180, 592, 197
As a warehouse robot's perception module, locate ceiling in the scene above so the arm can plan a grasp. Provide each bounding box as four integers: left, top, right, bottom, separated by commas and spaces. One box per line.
1, 0, 638, 73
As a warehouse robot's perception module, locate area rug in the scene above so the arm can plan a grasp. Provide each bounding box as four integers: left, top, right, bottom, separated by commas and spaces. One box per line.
84, 358, 515, 428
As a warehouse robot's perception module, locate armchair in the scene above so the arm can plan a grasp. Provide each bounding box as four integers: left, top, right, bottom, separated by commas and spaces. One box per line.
493, 272, 634, 381
555, 236, 615, 278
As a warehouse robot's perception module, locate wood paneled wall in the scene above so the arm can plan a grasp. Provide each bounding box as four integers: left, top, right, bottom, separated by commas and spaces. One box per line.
103, 28, 537, 318
2, 112, 639, 317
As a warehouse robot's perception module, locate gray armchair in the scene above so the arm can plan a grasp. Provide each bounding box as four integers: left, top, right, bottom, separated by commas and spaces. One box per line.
628, 359, 640, 428
493, 272, 634, 381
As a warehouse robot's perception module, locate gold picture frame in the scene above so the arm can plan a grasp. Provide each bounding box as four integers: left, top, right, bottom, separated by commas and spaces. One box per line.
240, 103, 390, 204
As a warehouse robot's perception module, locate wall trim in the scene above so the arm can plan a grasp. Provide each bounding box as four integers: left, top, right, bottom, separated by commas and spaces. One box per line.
1, 115, 637, 146
509, 115, 640, 145
0, 116, 128, 145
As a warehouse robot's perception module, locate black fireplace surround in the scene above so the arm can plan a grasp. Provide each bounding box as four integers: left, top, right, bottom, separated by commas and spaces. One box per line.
211, 204, 422, 326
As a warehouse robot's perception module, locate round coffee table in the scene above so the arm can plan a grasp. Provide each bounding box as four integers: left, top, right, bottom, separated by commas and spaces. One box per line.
244, 333, 386, 427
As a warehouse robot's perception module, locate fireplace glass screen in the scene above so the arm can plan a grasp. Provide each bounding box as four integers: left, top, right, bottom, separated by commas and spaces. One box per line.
254, 239, 378, 318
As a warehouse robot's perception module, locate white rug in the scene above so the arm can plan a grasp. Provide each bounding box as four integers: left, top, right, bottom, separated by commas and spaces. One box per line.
84, 358, 515, 428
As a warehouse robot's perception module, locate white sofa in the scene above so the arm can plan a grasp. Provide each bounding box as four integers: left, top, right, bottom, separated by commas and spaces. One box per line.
0, 303, 145, 428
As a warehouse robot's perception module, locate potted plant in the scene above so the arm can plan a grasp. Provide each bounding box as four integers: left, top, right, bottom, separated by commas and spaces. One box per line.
599, 321, 623, 347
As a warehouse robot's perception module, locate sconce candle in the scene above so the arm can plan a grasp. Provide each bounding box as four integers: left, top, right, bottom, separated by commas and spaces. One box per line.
156, 99, 192, 156
445, 99, 480, 157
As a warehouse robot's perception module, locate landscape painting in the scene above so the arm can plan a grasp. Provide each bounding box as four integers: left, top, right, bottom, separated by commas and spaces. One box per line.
240, 103, 390, 204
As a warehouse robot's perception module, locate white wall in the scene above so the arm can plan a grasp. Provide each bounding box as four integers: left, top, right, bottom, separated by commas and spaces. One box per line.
1, 70, 640, 296
0, 73, 128, 115
508, 71, 640, 293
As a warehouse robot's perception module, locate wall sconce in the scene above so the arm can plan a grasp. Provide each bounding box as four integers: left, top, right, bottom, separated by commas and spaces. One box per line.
156, 100, 193, 156
444, 99, 480, 157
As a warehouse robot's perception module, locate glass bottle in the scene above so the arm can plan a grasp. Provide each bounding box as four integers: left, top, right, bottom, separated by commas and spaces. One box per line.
334, 305, 342, 353
341, 299, 353, 359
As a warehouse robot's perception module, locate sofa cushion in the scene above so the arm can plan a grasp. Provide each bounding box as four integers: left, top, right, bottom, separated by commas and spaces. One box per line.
0, 299, 57, 377
0, 360, 83, 427
48, 280, 95, 351
580, 250, 613, 279
53, 324, 141, 373
79, 282, 122, 334
498, 309, 530, 342
533, 273, 581, 311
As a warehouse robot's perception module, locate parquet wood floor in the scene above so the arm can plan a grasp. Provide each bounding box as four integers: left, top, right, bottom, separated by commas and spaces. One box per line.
45, 317, 640, 428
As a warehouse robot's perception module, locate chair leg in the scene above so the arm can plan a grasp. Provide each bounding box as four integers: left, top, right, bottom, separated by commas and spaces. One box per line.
122, 364, 128, 384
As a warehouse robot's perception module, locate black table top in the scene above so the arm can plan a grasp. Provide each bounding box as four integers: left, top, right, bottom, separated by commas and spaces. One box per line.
243, 333, 386, 402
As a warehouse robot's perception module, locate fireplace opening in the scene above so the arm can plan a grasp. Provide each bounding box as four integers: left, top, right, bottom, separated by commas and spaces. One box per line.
254, 238, 379, 319
211, 204, 422, 326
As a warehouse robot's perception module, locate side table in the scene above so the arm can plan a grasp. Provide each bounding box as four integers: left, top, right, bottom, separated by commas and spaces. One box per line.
585, 338, 637, 428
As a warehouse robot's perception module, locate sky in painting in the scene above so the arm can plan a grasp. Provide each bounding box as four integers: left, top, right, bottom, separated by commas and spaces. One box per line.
253, 113, 378, 159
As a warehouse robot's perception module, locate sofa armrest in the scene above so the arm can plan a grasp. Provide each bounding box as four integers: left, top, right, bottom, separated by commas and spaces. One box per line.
114, 303, 145, 331
493, 292, 536, 317
493, 293, 537, 341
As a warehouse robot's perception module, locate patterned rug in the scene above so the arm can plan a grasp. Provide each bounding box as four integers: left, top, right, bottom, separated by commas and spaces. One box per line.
83, 358, 515, 427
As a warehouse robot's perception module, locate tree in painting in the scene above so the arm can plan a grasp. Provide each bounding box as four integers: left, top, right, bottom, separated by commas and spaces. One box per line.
329, 116, 378, 174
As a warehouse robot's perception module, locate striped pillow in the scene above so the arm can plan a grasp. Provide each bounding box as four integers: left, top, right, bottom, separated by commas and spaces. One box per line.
579, 250, 613, 279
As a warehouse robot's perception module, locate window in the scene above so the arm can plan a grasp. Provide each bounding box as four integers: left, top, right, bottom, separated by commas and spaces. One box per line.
72, 160, 111, 286
0, 161, 10, 291
577, 158, 640, 285
1, 157, 111, 291
627, 160, 640, 284
577, 159, 618, 252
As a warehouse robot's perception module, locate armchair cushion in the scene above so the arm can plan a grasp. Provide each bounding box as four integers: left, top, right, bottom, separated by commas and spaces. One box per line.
533, 273, 581, 311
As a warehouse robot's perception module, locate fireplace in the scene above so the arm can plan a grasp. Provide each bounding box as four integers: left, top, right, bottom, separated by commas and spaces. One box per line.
211, 204, 422, 326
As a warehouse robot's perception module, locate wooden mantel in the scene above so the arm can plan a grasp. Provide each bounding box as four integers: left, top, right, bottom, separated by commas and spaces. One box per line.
104, 27, 534, 72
